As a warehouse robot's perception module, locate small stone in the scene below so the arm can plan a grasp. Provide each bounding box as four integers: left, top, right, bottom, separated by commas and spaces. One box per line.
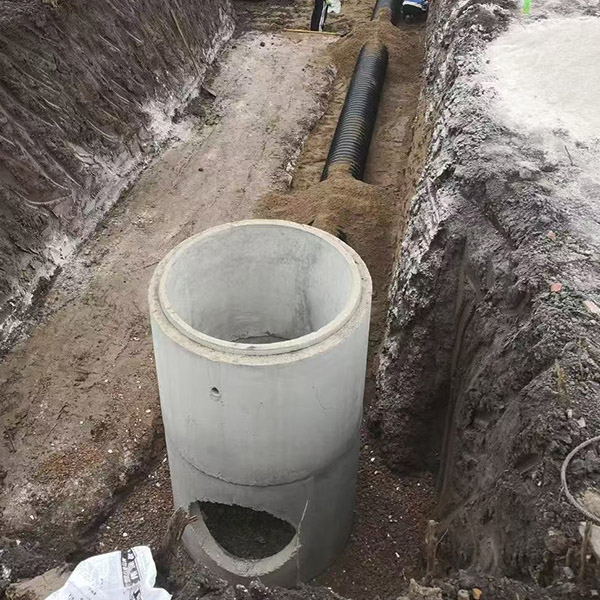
550, 282, 563, 293
546, 230, 557, 241
584, 450, 600, 474
567, 408, 573, 419
563, 566, 574, 580
571, 458, 585, 476
457, 591, 470, 600
577, 417, 587, 429
407, 579, 442, 599
583, 489, 600, 518
472, 589, 482, 600
545, 529, 569, 555
590, 590, 598, 597
5, 566, 71, 599
583, 300, 600, 316
122, 532, 128, 538
260, 41, 265, 47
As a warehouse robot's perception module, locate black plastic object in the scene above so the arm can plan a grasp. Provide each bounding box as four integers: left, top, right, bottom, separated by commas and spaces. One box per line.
321, 41, 388, 181
371, 0, 400, 22
371, 0, 396, 21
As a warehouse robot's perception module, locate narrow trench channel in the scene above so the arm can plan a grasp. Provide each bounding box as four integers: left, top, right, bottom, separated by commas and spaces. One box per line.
252, 2, 435, 598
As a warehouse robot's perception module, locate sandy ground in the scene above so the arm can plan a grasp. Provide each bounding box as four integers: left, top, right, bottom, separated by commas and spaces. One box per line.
0, 24, 333, 567
1, 1, 435, 598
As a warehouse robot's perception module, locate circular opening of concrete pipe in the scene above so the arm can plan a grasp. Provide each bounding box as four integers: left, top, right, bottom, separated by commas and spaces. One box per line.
157, 220, 364, 355
185, 501, 301, 584
198, 502, 296, 559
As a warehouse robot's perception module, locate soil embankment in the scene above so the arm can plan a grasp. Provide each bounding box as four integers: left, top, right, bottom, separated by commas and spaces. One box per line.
4, 0, 599, 598
1, 0, 436, 597
0, 0, 233, 349
374, 0, 600, 595
0, 1, 333, 585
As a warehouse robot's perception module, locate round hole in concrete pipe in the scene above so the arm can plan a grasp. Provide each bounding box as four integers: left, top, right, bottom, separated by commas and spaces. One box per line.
197, 501, 296, 560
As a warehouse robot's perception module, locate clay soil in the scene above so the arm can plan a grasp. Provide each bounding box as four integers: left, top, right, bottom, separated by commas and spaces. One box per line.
1, 1, 434, 599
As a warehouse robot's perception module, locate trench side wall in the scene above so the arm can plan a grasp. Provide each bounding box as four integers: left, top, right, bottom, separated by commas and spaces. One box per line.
0, 0, 234, 348
372, 0, 600, 577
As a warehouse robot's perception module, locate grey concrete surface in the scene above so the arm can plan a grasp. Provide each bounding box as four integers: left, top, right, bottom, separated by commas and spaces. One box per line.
149, 220, 372, 585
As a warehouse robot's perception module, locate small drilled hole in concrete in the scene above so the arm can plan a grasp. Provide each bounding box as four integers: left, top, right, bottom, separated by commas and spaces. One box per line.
210, 387, 220, 398
198, 501, 296, 559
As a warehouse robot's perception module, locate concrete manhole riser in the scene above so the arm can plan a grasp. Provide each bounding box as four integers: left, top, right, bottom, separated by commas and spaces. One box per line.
148, 220, 372, 585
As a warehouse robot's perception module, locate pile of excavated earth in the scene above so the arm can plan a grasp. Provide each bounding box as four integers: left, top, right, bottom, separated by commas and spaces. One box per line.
1, 0, 600, 599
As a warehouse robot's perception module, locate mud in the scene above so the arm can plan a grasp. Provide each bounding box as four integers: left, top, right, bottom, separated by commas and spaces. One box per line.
4, 0, 596, 597
0, 0, 234, 351
256, 12, 434, 598
0, 0, 439, 598
373, 0, 600, 595
171, 564, 340, 600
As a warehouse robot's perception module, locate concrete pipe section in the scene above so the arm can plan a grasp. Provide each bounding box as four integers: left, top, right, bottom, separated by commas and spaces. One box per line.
148, 220, 372, 585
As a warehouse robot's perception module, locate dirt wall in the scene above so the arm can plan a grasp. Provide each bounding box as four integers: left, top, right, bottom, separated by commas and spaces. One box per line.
373, 0, 600, 590
0, 0, 233, 349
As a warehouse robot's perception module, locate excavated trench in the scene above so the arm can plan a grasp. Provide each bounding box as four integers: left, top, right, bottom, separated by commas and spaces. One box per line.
0, 1, 439, 597
2, 0, 599, 599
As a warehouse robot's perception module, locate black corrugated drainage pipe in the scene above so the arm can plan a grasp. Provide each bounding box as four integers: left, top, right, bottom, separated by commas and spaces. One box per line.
321, 41, 388, 181
371, 0, 400, 23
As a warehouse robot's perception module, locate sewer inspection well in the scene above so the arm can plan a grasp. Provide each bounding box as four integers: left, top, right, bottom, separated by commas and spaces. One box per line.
149, 220, 372, 585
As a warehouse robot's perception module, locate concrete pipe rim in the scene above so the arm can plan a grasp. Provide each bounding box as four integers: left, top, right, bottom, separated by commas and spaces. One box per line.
154, 219, 369, 357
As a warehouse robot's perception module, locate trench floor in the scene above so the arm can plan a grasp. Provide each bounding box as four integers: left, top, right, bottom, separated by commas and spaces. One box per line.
0, 1, 434, 598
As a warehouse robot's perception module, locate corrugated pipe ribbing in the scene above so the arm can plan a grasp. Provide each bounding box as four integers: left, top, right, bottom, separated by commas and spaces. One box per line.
321, 41, 388, 181
371, 0, 400, 22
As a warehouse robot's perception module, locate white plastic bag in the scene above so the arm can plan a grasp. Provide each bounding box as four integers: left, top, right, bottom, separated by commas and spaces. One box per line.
45, 546, 171, 600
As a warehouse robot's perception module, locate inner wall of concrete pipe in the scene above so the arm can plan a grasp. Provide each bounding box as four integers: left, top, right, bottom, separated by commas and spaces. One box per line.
148, 220, 372, 585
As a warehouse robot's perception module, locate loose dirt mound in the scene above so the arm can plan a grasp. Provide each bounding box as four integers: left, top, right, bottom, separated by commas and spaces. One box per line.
258, 173, 395, 363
